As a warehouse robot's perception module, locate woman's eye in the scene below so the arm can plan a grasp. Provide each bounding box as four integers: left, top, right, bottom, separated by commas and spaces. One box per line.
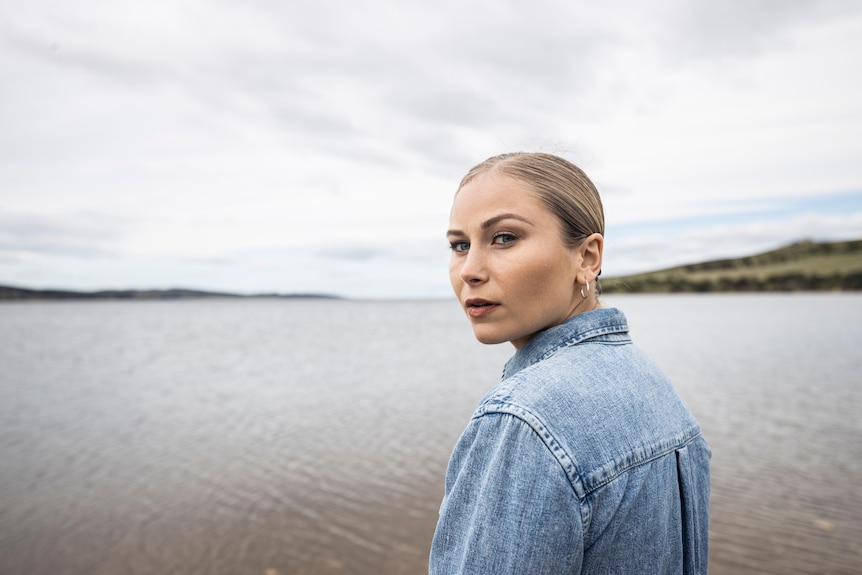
492, 233, 517, 246
449, 240, 469, 252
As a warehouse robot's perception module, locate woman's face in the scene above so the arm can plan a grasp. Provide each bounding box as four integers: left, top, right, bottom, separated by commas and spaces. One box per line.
447, 171, 585, 349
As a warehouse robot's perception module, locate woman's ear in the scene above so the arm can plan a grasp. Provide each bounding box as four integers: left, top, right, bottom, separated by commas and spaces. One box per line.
577, 233, 604, 283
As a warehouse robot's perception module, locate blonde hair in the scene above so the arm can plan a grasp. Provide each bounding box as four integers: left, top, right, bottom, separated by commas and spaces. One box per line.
458, 152, 605, 244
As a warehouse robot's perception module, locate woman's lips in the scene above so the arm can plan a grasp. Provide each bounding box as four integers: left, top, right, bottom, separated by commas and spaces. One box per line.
465, 299, 500, 318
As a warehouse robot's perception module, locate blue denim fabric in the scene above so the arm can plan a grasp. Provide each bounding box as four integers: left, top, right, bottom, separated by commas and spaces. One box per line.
430, 307, 711, 574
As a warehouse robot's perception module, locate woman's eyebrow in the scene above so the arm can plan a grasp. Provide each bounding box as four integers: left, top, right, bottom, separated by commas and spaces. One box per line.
480, 213, 533, 230
447, 213, 534, 238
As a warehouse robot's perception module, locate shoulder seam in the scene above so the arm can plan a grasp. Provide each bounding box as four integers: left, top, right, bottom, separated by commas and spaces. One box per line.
474, 402, 704, 497
474, 402, 587, 500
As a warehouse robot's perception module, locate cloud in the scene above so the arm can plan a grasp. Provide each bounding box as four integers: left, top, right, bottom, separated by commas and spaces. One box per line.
660, 0, 861, 62
0, 210, 130, 259
0, 0, 860, 297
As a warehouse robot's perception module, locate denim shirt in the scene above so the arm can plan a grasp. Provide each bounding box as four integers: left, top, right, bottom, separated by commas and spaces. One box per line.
430, 308, 711, 574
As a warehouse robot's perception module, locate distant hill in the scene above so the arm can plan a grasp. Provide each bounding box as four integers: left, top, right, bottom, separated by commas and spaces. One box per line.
4, 238, 860, 299
602, 238, 862, 293
0, 285, 340, 301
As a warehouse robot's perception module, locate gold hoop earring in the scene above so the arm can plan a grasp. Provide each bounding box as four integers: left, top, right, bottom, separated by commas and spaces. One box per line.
580, 280, 591, 300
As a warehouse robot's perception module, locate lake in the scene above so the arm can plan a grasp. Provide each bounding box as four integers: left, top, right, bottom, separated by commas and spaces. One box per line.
1, 294, 860, 574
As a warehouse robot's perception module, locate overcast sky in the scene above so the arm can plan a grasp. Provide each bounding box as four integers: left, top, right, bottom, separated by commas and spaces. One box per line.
2, 0, 861, 299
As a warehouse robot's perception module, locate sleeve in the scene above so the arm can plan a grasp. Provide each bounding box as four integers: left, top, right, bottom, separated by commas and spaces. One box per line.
429, 411, 584, 575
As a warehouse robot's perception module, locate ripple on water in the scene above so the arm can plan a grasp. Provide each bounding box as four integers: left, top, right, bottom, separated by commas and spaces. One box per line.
2, 296, 861, 574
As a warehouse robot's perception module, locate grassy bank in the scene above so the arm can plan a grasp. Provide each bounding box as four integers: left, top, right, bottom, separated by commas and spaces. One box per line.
602, 238, 862, 294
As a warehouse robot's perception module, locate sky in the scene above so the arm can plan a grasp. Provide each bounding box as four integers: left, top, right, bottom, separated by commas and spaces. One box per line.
2, 0, 861, 299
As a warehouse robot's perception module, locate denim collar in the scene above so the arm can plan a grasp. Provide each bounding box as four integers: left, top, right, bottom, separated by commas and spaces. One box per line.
502, 307, 630, 380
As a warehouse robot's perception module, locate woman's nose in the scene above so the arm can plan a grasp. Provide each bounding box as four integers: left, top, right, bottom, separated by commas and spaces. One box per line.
459, 249, 488, 284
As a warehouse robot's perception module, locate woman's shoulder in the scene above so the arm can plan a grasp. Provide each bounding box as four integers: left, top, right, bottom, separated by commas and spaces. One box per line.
474, 343, 702, 494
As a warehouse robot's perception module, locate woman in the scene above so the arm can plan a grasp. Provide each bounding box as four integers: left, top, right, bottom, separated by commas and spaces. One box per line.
431, 153, 710, 574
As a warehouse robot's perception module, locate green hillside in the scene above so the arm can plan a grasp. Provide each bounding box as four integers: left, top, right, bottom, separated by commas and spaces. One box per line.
602, 238, 862, 293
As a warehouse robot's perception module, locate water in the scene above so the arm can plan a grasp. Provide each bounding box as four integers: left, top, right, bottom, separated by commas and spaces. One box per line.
1, 294, 860, 574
